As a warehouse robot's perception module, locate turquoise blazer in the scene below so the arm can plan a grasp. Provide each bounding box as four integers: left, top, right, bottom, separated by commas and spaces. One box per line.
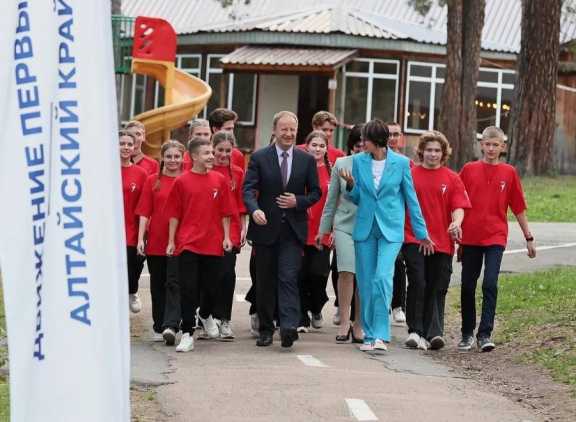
346, 150, 428, 243
319, 155, 357, 235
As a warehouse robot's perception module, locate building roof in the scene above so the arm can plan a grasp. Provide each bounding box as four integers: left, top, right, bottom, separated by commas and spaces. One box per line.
220, 46, 357, 73
123, 0, 576, 54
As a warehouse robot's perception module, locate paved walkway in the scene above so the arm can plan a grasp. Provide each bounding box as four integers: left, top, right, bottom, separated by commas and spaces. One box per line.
131, 223, 576, 421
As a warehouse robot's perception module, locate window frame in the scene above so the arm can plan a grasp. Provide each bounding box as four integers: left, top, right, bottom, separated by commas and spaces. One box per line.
342, 58, 400, 123
404, 61, 516, 136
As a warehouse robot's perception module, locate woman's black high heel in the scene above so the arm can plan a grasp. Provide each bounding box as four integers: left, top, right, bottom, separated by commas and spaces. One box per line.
351, 327, 364, 344
335, 326, 352, 344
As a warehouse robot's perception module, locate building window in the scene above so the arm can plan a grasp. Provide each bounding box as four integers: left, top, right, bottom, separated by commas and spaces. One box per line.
342, 58, 399, 125
205, 54, 257, 125
404, 62, 516, 135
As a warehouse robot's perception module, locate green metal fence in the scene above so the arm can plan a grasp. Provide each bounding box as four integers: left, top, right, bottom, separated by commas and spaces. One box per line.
111, 15, 135, 74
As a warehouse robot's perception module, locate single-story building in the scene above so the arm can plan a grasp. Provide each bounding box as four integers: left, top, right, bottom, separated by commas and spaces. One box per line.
117, 0, 576, 172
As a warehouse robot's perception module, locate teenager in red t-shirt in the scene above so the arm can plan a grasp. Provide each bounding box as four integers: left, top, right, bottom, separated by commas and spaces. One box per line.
135, 140, 185, 345
297, 131, 332, 332
183, 118, 211, 171
458, 126, 536, 352
119, 130, 148, 314
165, 138, 233, 352
126, 120, 160, 175
403, 131, 471, 351
208, 108, 245, 169
197, 132, 248, 341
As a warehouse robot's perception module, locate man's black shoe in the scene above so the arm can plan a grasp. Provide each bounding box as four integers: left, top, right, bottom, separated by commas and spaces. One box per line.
256, 333, 273, 347
280, 328, 298, 348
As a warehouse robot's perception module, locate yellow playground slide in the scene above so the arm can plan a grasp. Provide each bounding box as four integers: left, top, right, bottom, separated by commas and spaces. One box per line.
130, 17, 212, 158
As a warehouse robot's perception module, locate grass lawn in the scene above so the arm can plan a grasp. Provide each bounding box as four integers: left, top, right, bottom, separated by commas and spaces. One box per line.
0, 279, 8, 420
512, 176, 576, 222
449, 266, 576, 394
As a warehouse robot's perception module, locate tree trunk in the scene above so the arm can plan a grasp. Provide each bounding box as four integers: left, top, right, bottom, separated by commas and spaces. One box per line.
508, 0, 561, 175
440, 0, 485, 170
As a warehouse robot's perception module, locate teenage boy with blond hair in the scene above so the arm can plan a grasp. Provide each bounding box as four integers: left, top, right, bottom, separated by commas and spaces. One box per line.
458, 126, 536, 352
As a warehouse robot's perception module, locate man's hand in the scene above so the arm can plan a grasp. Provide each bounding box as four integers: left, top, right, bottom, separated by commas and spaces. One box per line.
418, 238, 435, 256
252, 210, 268, 225
223, 237, 233, 252
166, 241, 175, 256
527, 240, 536, 258
447, 221, 462, 242
276, 193, 297, 209
339, 169, 354, 188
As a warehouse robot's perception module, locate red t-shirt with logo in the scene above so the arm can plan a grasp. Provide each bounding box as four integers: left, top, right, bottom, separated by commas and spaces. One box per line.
405, 166, 471, 255
121, 165, 148, 247
460, 161, 527, 247
135, 154, 160, 175
212, 164, 247, 248
135, 174, 177, 256
165, 171, 233, 256
306, 164, 331, 247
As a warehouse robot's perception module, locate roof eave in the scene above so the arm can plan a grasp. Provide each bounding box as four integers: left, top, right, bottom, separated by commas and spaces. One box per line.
178, 31, 517, 60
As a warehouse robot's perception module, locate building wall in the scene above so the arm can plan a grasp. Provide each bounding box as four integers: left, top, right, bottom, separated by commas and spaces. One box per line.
256, 74, 300, 149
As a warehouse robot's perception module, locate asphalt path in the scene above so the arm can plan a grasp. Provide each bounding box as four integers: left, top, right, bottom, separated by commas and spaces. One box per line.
131, 222, 575, 421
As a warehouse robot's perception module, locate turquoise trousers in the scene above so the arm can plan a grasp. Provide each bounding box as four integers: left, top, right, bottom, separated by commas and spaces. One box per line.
355, 222, 402, 342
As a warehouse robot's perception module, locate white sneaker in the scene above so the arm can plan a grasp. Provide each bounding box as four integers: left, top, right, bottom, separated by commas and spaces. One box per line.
151, 332, 164, 342
197, 313, 219, 339
162, 328, 176, 346
129, 294, 142, 313
374, 339, 388, 351
332, 309, 341, 326
360, 342, 374, 352
392, 307, 406, 323
297, 326, 309, 333
250, 313, 259, 338
405, 332, 420, 349
175, 333, 194, 352
219, 320, 235, 341
311, 313, 323, 329
417, 337, 430, 351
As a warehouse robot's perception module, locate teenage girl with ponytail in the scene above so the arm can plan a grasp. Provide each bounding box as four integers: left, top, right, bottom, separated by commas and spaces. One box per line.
297, 130, 332, 332
119, 130, 148, 314
197, 131, 247, 340
135, 141, 185, 345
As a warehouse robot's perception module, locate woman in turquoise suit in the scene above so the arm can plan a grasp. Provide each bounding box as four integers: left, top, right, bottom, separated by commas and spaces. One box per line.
340, 119, 433, 352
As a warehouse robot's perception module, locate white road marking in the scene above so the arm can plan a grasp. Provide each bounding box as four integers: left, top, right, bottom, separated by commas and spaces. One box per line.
345, 399, 378, 421
296, 354, 328, 368
504, 242, 576, 255
235, 294, 246, 303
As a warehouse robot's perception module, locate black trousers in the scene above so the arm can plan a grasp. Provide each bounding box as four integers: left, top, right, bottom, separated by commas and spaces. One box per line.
253, 223, 303, 335
213, 250, 238, 321
245, 250, 258, 315
178, 251, 222, 334
460, 245, 505, 339
147, 255, 181, 333
391, 252, 407, 311
127, 246, 145, 295
403, 244, 452, 339
298, 245, 330, 326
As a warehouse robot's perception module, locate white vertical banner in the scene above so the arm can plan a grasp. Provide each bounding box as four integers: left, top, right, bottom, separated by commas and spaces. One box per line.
0, 1, 130, 421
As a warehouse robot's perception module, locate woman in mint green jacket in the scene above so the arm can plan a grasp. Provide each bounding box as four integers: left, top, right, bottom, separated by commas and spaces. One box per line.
340, 120, 433, 352
318, 125, 365, 342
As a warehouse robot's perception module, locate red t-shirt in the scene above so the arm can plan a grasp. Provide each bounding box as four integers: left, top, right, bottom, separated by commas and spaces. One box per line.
121, 165, 148, 247
183, 148, 244, 171
297, 144, 345, 166
212, 164, 247, 248
460, 161, 527, 247
135, 154, 160, 175
135, 174, 177, 256
306, 164, 331, 247
405, 166, 471, 255
165, 171, 233, 256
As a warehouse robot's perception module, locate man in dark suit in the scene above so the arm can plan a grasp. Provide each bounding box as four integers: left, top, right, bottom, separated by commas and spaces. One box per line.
243, 111, 321, 348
